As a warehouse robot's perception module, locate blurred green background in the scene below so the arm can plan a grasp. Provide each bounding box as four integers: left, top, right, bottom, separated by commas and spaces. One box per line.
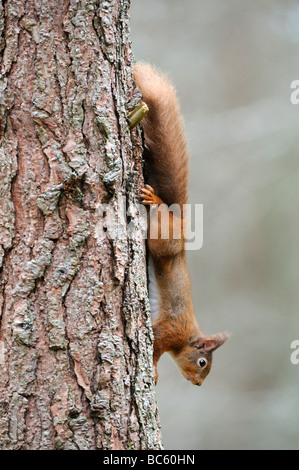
130, 0, 299, 450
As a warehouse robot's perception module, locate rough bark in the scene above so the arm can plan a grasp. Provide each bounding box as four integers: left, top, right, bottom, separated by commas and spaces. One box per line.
0, 0, 162, 450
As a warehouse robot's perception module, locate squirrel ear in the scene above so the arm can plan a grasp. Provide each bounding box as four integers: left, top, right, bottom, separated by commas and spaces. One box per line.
203, 332, 230, 352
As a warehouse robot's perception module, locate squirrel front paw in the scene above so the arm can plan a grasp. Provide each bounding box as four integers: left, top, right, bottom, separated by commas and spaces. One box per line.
141, 185, 163, 206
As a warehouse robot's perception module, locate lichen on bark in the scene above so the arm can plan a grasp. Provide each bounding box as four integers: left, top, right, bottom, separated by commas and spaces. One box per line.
0, 0, 162, 450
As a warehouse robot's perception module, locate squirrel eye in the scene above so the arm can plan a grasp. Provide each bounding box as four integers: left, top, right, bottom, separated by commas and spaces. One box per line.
198, 358, 207, 368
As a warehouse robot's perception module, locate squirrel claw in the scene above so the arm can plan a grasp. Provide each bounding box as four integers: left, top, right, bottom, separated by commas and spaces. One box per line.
141, 185, 161, 206
154, 364, 159, 385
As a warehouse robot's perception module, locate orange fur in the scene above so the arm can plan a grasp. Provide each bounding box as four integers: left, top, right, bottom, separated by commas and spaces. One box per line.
135, 63, 229, 386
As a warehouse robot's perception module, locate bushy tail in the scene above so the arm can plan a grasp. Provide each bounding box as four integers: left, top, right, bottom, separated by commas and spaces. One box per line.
133, 62, 189, 208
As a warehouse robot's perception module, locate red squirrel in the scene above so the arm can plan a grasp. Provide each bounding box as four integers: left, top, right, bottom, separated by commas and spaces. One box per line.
133, 63, 229, 386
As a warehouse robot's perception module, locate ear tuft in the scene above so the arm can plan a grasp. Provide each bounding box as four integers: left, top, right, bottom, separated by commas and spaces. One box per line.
203, 332, 230, 352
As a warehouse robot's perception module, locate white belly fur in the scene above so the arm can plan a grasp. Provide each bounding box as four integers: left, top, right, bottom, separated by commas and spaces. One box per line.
148, 253, 160, 322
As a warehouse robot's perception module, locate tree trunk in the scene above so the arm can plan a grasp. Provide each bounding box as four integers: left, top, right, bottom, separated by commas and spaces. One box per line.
0, 0, 162, 450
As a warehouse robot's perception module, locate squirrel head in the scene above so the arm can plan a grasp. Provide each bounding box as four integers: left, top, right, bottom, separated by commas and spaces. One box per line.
173, 332, 230, 386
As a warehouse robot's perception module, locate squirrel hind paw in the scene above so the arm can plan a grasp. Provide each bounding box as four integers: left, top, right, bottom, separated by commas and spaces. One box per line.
141, 185, 162, 205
